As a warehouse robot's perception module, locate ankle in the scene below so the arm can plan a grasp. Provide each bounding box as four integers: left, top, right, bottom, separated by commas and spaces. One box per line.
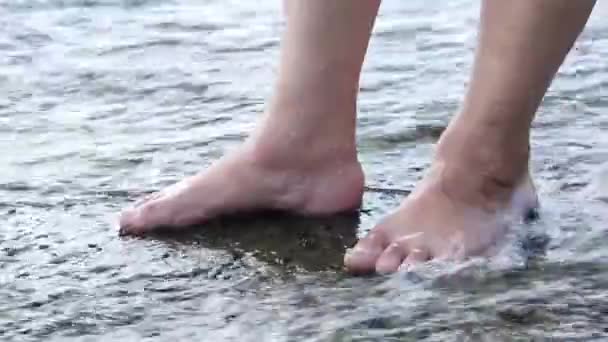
431, 124, 530, 207
245, 135, 359, 171
239, 133, 364, 214
435, 119, 530, 185
247, 108, 358, 170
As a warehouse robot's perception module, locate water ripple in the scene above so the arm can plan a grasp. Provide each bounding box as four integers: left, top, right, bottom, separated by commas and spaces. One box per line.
1, 0, 608, 341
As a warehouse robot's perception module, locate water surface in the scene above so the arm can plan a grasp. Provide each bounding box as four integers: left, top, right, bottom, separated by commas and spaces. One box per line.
2, 0, 608, 340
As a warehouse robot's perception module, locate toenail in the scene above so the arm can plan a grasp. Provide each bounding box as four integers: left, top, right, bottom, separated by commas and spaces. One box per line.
346, 247, 377, 260
344, 250, 362, 264
348, 247, 367, 256
352, 244, 367, 252
398, 264, 410, 272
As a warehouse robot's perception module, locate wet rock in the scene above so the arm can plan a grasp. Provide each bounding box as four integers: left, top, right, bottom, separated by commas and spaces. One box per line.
153, 212, 360, 272
230, 249, 244, 260
207, 266, 222, 279
298, 235, 317, 249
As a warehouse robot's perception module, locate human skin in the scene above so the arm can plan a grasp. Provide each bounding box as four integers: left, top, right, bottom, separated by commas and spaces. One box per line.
345, 0, 596, 273
119, 0, 379, 234
119, 0, 596, 274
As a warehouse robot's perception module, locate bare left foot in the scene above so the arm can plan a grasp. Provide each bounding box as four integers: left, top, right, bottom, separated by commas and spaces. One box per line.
118, 107, 365, 236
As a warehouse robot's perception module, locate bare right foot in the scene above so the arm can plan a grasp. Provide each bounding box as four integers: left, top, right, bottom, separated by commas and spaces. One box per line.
344, 163, 538, 274
119, 141, 364, 236
344, 122, 539, 274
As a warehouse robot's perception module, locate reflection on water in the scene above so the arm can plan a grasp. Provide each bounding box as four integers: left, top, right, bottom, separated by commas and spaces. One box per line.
1, 0, 608, 340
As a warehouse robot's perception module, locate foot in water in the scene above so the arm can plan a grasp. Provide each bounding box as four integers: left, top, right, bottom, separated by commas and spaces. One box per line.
120, 126, 537, 276
119, 140, 365, 236
344, 127, 539, 274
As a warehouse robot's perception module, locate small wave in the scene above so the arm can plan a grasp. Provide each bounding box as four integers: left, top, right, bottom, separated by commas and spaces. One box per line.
0, 0, 172, 11
148, 22, 221, 33
96, 38, 183, 56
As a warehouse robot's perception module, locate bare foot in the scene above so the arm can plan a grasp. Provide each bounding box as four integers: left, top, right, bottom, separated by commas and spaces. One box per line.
344, 157, 538, 275
119, 143, 364, 236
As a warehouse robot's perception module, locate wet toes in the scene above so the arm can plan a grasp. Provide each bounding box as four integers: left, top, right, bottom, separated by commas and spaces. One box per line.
119, 209, 143, 236
119, 192, 163, 235
119, 197, 170, 236
399, 248, 430, 272
344, 231, 388, 274
375, 242, 407, 274
133, 192, 163, 208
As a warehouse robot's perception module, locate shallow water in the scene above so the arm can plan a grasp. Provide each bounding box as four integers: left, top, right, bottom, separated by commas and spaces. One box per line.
2, 0, 608, 340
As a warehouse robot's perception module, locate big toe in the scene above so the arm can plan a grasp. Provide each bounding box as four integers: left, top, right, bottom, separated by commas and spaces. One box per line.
119, 196, 173, 236
344, 231, 388, 274
374, 241, 407, 274
374, 235, 430, 274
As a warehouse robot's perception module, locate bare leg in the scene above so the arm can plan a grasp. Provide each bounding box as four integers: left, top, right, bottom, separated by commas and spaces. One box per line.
345, 0, 596, 274
119, 0, 380, 235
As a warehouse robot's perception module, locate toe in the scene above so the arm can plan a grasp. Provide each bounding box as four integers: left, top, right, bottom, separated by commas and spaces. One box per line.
119, 207, 144, 236
133, 192, 162, 208
119, 197, 171, 236
344, 231, 388, 274
399, 248, 430, 272
120, 193, 162, 235
375, 233, 426, 274
375, 241, 408, 274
